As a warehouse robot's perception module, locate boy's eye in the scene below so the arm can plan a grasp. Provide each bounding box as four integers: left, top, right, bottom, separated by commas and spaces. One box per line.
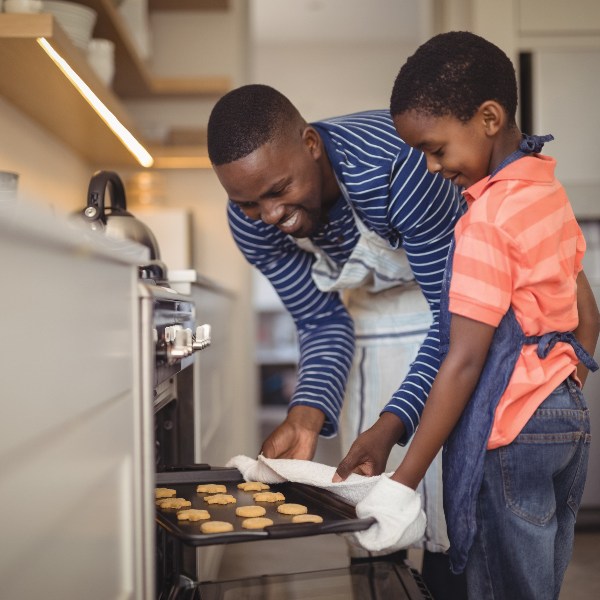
431, 148, 444, 157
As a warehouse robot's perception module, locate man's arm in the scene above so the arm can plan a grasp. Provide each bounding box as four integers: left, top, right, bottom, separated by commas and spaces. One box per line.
228, 202, 355, 458
382, 149, 465, 441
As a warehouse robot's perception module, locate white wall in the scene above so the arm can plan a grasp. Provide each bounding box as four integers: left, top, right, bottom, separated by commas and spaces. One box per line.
0, 98, 90, 215
251, 41, 422, 121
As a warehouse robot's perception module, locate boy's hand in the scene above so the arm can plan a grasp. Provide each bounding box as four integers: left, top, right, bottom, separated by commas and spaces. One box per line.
350, 476, 426, 552
333, 412, 405, 482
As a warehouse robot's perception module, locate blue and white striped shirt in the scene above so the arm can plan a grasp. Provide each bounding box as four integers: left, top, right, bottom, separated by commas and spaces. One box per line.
228, 110, 465, 442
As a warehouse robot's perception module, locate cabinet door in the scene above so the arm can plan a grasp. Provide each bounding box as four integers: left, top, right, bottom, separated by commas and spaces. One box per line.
0, 223, 144, 599
518, 0, 600, 34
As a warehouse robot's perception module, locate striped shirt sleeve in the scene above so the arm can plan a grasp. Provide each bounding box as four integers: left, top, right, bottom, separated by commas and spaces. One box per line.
227, 202, 355, 437
381, 148, 464, 442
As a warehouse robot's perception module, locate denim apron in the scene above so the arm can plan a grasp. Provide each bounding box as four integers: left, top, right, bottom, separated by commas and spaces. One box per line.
295, 176, 449, 553
439, 134, 599, 573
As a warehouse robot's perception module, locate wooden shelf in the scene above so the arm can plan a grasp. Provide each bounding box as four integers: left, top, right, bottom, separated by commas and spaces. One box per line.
77, 0, 231, 98
150, 145, 211, 170
0, 14, 147, 167
149, 0, 229, 10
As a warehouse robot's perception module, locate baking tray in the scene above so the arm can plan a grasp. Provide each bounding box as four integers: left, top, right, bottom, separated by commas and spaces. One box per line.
155, 467, 375, 546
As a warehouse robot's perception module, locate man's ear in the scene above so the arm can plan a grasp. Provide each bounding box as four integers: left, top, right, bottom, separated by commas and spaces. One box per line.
478, 101, 505, 136
302, 126, 322, 159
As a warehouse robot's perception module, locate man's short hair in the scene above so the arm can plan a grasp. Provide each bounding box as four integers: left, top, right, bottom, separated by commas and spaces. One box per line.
207, 84, 303, 166
390, 31, 517, 124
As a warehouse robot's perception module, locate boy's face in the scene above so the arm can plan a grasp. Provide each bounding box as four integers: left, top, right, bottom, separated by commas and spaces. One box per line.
394, 110, 493, 189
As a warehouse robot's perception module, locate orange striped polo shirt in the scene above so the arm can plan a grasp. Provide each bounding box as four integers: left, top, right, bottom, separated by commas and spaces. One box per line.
449, 154, 585, 449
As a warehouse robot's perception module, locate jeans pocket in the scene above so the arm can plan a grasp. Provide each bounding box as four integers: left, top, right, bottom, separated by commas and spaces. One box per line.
567, 433, 591, 517
499, 431, 583, 526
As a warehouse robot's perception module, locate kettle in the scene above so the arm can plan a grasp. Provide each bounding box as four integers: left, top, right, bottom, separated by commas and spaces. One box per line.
78, 171, 167, 283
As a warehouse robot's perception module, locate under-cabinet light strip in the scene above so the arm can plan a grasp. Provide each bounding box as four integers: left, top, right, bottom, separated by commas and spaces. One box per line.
37, 37, 154, 168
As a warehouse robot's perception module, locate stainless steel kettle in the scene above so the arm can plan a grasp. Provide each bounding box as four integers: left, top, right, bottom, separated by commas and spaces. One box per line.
81, 170, 162, 260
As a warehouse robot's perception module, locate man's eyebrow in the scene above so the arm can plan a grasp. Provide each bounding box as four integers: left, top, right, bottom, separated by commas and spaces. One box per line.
259, 177, 288, 199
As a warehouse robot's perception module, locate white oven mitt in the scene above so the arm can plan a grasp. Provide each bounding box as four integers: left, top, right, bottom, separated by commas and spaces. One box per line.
225, 454, 389, 506
349, 475, 427, 552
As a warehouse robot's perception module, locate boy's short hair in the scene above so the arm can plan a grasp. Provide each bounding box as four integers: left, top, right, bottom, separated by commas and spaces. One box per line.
207, 84, 303, 166
390, 31, 517, 124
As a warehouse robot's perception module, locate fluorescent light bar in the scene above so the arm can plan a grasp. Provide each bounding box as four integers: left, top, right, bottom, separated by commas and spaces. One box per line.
37, 37, 154, 168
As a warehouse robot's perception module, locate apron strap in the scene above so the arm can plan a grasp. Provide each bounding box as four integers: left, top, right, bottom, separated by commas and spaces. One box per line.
490, 133, 554, 178
524, 331, 599, 371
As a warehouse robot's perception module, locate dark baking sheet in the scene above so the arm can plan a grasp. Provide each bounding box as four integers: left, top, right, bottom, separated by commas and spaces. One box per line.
155, 467, 375, 546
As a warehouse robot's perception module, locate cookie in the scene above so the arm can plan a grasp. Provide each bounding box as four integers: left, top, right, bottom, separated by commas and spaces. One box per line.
235, 505, 267, 518
291, 513, 323, 524
176, 509, 210, 521
201, 521, 234, 534
156, 497, 192, 510
241, 517, 274, 530
155, 487, 177, 499
237, 481, 270, 492
277, 503, 308, 515
203, 494, 237, 505
196, 483, 227, 494
253, 491, 285, 503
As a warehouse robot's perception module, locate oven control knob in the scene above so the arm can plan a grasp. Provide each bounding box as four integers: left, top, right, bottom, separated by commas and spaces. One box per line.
193, 324, 212, 351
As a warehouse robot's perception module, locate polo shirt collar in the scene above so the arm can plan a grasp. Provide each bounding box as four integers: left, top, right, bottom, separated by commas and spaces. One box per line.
463, 154, 556, 205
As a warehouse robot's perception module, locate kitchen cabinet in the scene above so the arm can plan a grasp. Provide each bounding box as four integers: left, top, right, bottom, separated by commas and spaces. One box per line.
0, 1, 230, 168
0, 203, 151, 599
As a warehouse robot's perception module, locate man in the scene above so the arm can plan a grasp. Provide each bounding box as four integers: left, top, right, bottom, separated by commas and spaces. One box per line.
207, 84, 466, 596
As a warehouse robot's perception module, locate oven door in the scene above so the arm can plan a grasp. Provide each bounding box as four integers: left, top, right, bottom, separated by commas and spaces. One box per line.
155, 468, 432, 600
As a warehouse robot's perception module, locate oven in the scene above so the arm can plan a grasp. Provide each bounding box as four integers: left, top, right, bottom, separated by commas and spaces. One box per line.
144, 280, 433, 600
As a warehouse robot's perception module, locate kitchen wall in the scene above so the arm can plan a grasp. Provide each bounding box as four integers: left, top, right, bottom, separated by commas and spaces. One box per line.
1, 0, 599, 463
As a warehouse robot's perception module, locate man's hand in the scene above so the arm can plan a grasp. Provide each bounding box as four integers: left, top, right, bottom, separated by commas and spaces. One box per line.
260, 405, 325, 460
333, 412, 405, 482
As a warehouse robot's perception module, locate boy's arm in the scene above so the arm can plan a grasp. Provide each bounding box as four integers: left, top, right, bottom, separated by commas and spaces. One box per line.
392, 314, 495, 489
573, 270, 600, 387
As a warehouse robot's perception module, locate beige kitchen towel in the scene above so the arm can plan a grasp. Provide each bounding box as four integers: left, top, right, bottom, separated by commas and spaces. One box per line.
225, 454, 389, 507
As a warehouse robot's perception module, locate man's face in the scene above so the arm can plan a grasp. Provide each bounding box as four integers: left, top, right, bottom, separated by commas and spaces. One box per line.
214, 127, 327, 238
394, 109, 492, 189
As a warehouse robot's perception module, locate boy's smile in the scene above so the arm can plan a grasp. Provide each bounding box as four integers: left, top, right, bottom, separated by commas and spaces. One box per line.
393, 110, 494, 190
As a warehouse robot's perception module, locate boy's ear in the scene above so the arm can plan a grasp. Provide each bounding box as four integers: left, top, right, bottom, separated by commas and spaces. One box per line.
478, 101, 505, 136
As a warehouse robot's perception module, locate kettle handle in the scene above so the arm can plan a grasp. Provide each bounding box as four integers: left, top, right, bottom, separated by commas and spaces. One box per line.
83, 170, 128, 223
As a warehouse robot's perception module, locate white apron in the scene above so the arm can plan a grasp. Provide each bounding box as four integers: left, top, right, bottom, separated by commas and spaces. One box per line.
294, 185, 449, 553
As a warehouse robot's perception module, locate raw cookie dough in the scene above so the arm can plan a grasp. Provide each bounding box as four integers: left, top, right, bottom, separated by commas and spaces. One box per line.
156, 497, 192, 510
292, 514, 323, 524
201, 521, 234, 534
237, 481, 270, 492
196, 483, 227, 494
235, 505, 267, 518
242, 517, 274, 530
277, 503, 308, 515
155, 488, 177, 499
204, 493, 237, 505
176, 509, 210, 521
253, 491, 285, 503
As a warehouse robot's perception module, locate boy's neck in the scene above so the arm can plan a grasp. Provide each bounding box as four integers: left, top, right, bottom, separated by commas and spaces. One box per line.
488, 126, 522, 175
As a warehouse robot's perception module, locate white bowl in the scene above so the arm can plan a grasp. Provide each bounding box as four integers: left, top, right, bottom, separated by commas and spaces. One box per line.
4, 0, 43, 12
42, 1, 97, 49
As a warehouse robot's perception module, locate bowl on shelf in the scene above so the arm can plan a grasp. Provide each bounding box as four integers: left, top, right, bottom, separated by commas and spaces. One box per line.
41, 1, 97, 51
4, 0, 43, 12
87, 38, 115, 86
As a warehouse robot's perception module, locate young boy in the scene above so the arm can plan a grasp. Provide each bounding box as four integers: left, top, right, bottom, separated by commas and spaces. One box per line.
339, 31, 600, 599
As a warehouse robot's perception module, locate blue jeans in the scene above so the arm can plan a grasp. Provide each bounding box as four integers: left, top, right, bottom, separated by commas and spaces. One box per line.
465, 378, 590, 600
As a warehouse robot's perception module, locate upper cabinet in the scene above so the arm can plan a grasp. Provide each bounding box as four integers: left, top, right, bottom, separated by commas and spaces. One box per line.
518, 0, 600, 36
0, 1, 231, 168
